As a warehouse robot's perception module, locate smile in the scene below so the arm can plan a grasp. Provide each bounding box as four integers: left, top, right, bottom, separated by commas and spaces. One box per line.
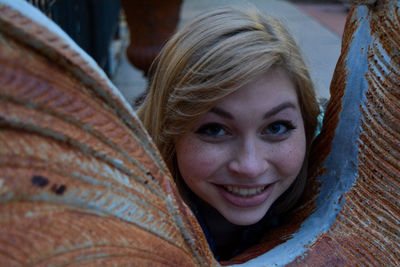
217, 183, 275, 207
222, 185, 268, 197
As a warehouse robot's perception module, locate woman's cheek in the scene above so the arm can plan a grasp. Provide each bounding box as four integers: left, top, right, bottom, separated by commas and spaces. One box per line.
279, 135, 306, 178
176, 136, 227, 182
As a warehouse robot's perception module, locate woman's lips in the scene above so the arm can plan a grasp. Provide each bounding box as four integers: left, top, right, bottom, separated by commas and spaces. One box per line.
216, 183, 274, 208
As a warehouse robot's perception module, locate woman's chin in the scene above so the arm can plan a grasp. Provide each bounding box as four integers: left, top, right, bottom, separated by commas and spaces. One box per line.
217, 205, 271, 226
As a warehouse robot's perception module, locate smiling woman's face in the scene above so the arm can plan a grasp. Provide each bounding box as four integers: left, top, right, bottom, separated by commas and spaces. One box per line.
175, 68, 306, 226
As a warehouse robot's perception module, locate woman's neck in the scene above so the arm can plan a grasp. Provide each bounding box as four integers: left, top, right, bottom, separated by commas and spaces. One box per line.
196, 198, 245, 260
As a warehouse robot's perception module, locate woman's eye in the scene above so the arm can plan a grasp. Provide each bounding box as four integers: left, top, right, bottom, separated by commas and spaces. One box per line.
195, 123, 230, 138
264, 121, 296, 136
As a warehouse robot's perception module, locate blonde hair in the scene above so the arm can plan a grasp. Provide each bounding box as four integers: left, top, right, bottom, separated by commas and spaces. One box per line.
137, 7, 319, 214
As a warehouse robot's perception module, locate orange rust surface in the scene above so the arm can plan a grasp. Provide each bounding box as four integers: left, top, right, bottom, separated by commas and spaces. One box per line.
0, 3, 216, 266
0, 202, 196, 266
288, 1, 400, 266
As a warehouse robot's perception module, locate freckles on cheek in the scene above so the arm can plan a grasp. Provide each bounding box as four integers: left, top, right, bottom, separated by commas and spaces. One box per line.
176, 138, 219, 180
275, 142, 306, 177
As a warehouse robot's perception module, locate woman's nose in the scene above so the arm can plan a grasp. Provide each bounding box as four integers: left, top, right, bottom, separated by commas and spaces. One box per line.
228, 139, 269, 179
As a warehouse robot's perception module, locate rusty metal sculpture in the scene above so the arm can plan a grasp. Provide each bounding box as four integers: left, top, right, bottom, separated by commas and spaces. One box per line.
0, 1, 214, 266
0, 0, 398, 266
294, 0, 400, 264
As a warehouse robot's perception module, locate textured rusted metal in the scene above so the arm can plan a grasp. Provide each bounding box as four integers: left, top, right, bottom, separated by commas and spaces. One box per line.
292, 0, 400, 265
0, 1, 215, 266
0, 0, 399, 266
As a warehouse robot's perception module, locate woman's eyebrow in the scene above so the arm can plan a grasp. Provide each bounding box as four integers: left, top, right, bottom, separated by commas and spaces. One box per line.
209, 107, 234, 119
210, 101, 297, 120
264, 102, 297, 119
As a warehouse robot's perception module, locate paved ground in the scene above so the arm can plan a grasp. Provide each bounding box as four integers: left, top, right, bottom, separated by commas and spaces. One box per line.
112, 0, 348, 105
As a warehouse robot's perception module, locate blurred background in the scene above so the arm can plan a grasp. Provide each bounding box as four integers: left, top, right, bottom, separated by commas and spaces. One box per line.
26, 0, 349, 106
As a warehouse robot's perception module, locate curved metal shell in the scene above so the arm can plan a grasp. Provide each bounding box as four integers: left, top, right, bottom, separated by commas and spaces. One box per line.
0, 1, 215, 266
297, 1, 400, 264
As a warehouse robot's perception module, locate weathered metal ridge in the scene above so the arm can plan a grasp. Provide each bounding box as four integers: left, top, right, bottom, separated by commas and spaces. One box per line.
0, 0, 215, 265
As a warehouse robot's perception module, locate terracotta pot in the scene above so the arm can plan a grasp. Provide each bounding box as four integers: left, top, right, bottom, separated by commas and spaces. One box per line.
121, 0, 182, 76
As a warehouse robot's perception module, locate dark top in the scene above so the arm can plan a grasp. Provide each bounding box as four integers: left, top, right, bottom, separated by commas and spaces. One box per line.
186, 188, 280, 261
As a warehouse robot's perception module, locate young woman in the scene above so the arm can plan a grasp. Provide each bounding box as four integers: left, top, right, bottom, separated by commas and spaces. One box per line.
137, 6, 320, 261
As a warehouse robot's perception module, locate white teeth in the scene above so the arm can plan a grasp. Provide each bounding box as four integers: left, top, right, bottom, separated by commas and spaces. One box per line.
224, 185, 266, 197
